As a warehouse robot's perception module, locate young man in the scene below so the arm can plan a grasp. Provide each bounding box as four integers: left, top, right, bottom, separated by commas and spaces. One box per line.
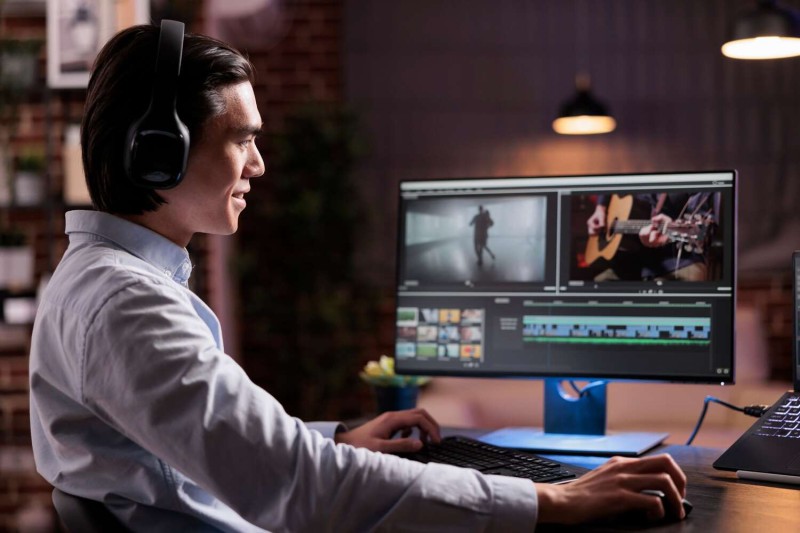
30, 23, 688, 531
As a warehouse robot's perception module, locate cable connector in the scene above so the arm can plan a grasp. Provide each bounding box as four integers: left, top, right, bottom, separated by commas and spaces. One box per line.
743, 404, 770, 417
686, 396, 772, 445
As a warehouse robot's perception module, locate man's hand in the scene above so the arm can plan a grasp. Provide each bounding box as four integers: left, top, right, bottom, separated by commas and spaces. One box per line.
639, 213, 672, 248
586, 205, 607, 236
334, 408, 442, 453
536, 454, 687, 525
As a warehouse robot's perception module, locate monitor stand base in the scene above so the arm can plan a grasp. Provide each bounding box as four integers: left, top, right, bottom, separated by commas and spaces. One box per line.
479, 426, 668, 457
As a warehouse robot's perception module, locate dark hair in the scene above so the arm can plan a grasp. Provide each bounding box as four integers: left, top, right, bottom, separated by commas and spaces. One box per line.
81, 24, 255, 214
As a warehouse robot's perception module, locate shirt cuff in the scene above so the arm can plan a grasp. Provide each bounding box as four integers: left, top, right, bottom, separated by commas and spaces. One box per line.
304, 421, 347, 439
484, 475, 539, 532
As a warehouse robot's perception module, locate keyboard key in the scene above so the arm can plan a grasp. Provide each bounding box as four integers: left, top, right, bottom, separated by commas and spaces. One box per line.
399, 436, 577, 483
754, 398, 800, 439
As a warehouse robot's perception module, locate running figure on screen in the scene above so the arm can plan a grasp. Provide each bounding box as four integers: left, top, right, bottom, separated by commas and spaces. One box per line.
470, 205, 495, 266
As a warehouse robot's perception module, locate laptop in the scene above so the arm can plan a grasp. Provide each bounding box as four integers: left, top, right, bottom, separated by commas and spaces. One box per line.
712, 251, 800, 485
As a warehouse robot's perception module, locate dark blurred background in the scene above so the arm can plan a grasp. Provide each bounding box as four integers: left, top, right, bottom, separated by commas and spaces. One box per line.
2, 0, 800, 529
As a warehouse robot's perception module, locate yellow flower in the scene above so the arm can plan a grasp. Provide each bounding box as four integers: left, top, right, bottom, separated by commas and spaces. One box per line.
359, 355, 431, 388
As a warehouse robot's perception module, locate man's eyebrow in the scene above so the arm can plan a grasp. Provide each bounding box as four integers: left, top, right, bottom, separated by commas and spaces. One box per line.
233, 125, 263, 136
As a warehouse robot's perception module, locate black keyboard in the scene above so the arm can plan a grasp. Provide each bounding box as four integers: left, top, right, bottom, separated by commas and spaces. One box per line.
400, 435, 577, 483
755, 393, 800, 439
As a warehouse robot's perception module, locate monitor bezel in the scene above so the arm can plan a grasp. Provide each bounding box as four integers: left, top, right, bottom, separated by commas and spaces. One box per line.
393, 170, 738, 385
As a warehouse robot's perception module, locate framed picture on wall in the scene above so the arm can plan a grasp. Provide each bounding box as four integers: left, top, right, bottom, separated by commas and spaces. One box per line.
47, 0, 150, 89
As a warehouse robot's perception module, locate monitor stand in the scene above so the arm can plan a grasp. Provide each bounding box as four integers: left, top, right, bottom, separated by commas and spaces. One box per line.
479, 379, 667, 457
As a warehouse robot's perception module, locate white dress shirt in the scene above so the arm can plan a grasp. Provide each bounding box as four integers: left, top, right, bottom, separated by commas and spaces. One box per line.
29, 210, 539, 532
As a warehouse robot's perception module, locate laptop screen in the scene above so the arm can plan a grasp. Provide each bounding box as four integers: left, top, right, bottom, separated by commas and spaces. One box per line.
793, 251, 800, 391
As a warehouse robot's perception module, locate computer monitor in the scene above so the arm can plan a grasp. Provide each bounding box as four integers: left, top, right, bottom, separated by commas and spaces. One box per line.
394, 171, 736, 456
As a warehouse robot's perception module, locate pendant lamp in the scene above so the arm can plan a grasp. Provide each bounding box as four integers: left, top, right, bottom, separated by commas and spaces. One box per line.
722, 0, 800, 59
552, 74, 616, 135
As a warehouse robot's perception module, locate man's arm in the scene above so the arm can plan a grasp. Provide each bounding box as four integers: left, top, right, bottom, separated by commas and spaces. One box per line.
81, 282, 536, 531
336, 411, 688, 524
82, 280, 688, 530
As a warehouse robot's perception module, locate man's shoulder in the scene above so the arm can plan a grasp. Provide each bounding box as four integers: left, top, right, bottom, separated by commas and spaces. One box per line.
45, 243, 177, 312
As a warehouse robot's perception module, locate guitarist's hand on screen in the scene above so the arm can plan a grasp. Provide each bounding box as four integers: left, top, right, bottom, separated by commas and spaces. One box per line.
586, 205, 607, 236
639, 213, 672, 248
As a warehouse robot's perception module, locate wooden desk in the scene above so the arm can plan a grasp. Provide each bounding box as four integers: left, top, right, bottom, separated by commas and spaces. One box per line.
444, 428, 800, 531
561, 445, 800, 532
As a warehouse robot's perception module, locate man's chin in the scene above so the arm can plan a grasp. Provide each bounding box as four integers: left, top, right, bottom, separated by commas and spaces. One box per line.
204, 221, 238, 236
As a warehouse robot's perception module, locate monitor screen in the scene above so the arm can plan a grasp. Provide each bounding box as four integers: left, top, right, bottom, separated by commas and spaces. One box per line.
394, 171, 736, 384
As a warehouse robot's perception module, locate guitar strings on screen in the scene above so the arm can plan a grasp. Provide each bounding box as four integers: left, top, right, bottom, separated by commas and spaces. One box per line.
571, 191, 723, 283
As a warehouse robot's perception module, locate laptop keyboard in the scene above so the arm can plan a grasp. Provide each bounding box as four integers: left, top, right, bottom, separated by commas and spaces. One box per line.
755, 394, 800, 439
399, 435, 577, 483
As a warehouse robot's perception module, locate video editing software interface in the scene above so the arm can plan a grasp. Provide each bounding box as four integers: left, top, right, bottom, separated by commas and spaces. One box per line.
395, 172, 736, 383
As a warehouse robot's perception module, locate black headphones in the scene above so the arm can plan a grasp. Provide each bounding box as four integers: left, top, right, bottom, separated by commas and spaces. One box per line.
124, 19, 190, 189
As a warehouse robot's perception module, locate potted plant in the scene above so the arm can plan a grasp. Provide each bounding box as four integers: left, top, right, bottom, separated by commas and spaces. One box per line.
0, 225, 33, 290
0, 38, 42, 127
0, 38, 42, 93
13, 147, 46, 206
0, 38, 43, 206
360, 356, 431, 414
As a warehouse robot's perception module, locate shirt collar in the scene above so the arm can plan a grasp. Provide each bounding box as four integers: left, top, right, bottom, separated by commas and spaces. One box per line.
65, 210, 193, 285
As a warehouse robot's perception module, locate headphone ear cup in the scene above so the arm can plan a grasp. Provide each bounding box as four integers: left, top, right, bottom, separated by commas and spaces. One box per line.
125, 108, 190, 189
124, 19, 188, 190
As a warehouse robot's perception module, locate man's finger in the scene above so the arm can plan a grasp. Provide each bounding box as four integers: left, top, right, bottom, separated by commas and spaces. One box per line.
380, 437, 424, 454
618, 454, 687, 495
619, 491, 666, 521
384, 410, 441, 443
411, 408, 441, 442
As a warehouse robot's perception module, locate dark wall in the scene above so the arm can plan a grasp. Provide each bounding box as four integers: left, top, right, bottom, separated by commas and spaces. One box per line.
345, 0, 800, 286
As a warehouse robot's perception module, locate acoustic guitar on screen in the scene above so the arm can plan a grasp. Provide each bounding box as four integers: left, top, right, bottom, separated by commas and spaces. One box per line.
584, 194, 714, 265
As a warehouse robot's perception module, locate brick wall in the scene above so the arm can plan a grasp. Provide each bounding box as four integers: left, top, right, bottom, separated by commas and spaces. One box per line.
2, 0, 796, 528
0, 7, 212, 530
1, 11, 59, 530
0, 0, 353, 526
739, 272, 795, 382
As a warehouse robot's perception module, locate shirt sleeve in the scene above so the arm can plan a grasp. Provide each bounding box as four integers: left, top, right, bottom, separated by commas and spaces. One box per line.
81, 279, 538, 531
304, 421, 345, 439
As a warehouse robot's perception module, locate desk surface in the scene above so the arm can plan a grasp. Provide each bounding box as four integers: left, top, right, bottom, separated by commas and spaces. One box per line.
446, 428, 800, 532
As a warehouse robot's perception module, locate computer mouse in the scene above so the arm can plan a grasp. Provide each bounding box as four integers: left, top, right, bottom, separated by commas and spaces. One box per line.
640, 489, 693, 519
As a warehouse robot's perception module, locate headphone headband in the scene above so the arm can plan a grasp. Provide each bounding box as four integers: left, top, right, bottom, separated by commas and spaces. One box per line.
151, 19, 184, 115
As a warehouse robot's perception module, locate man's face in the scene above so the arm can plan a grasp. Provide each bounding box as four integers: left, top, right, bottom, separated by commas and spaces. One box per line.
160, 82, 264, 242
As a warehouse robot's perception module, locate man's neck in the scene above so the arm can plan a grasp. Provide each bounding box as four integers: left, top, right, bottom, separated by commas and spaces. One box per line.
117, 212, 192, 248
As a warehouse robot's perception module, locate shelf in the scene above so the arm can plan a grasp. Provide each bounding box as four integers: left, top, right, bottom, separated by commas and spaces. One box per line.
0, 324, 30, 353
0, 0, 46, 17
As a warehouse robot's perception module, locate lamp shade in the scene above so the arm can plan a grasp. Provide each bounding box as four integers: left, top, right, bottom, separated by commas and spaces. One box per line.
722, 0, 800, 59
552, 75, 616, 135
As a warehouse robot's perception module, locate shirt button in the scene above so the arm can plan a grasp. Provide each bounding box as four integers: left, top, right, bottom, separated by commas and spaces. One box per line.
165, 269, 172, 277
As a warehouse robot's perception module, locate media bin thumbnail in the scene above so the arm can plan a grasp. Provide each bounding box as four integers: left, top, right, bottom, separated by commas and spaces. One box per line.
395, 305, 487, 364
